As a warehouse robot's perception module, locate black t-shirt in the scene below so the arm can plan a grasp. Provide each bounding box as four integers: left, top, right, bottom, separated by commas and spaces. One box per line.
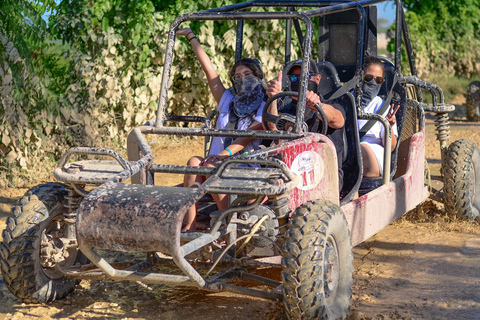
278, 98, 346, 190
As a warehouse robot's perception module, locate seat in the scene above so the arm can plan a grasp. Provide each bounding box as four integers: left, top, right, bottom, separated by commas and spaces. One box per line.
316, 61, 342, 100
337, 92, 362, 204
316, 61, 347, 164
358, 58, 407, 194
317, 61, 362, 204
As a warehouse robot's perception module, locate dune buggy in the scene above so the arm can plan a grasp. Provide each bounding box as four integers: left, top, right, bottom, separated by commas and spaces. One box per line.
2, 0, 479, 319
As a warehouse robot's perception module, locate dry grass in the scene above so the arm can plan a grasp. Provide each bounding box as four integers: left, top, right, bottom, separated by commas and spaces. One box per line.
394, 199, 480, 234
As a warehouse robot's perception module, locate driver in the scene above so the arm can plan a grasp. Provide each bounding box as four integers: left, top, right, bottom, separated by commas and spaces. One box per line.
265, 60, 346, 190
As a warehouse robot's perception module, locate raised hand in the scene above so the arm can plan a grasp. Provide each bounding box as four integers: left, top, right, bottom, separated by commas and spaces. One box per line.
266, 71, 282, 98
176, 28, 193, 37
386, 104, 400, 125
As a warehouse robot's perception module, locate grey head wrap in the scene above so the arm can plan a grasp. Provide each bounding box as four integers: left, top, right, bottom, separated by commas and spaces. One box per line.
361, 79, 382, 107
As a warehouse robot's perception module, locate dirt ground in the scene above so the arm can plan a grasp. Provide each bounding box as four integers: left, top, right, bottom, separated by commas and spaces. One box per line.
1, 105, 480, 320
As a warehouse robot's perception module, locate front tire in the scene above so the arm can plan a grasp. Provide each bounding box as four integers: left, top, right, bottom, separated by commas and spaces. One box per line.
442, 139, 480, 220
282, 200, 353, 319
0, 182, 83, 302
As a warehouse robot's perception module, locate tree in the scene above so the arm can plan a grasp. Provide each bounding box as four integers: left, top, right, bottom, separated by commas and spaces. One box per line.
0, 0, 66, 183
0, 0, 55, 66
51, 0, 289, 135
401, 0, 480, 78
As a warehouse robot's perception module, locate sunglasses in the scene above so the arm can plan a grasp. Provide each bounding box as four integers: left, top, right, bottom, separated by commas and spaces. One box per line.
364, 74, 385, 85
232, 70, 254, 82
289, 73, 316, 83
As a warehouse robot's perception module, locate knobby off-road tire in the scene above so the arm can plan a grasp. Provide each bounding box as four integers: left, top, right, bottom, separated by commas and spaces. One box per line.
442, 139, 480, 220
0, 182, 83, 302
466, 81, 480, 122
282, 200, 353, 320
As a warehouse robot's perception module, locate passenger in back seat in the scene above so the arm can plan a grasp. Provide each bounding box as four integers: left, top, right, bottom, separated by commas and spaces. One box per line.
358, 55, 400, 178
177, 27, 265, 231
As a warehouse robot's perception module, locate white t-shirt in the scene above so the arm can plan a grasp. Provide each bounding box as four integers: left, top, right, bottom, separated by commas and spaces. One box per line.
357, 96, 398, 145
209, 90, 265, 156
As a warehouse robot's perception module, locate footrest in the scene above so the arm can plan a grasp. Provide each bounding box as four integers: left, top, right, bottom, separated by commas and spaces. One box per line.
77, 183, 207, 254
55, 160, 125, 183
203, 157, 298, 196
54, 147, 131, 184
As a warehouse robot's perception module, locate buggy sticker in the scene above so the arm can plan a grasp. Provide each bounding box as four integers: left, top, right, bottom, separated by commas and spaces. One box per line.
290, 150, 323, 191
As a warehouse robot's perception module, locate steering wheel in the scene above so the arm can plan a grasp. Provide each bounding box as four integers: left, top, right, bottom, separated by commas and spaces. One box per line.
262, 91, 328, 135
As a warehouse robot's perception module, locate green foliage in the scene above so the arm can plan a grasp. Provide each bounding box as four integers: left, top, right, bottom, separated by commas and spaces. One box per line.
421, 74, 472, 105
51, 0, 166, 141
0, 0, 75, 185
0, 0, 302, 185
52, 0, 289, 131
0, 0, 55, 66
401, 0, 480, 78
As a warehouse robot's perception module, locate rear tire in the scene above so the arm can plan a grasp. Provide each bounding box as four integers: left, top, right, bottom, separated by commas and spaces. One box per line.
282, 200, 353, 320
0, 183, 84, 302
442, 139, 480, 220
466, 81, 480, 122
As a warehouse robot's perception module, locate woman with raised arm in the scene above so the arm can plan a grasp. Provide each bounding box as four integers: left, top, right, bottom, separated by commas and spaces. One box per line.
177, 28, 265, 231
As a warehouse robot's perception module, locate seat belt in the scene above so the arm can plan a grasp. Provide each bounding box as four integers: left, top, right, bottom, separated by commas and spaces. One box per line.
359, 72, 398, 139
328, 76, 359, 101
223, 108, 239, 148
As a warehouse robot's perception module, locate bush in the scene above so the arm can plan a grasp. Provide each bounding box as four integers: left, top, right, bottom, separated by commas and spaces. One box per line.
401, 0, 480, 79
421, 74, 473, 105
1, 0, 291, 185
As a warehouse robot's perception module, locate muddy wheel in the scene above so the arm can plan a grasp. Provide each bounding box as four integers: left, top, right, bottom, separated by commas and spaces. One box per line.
442, 139, 480, 220
282, 200, 353, 319
466, 81, 480, 122
0, 182, 84, 302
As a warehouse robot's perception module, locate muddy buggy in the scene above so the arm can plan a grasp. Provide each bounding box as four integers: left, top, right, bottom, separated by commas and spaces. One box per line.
1, 1, 479, 319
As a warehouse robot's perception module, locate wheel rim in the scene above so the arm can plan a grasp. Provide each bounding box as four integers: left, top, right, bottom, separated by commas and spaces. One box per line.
324, 234, 340, 307
470, 158, 480, 216
40, 214, 78, 280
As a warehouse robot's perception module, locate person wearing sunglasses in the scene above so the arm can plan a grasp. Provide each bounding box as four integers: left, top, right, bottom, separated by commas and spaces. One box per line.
358, 54, 400, 178
176, 27, 266, 231
266, 59, 346, 191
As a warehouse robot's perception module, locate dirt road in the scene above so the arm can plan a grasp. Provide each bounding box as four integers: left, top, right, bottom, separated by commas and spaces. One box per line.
1, 112, 480, 319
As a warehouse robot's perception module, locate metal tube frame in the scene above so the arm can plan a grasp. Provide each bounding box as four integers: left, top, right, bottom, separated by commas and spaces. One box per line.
155, 0, 392, 134
357, 112, 392, 184
62, 0, 440, 302
150, 1, 428, 189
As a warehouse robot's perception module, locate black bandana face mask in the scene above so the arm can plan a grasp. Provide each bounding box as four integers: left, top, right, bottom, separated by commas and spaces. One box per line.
289, 79, 320, 121
361, 79, 381, 107
290, 79, 318, 94
232, 76, 264, 117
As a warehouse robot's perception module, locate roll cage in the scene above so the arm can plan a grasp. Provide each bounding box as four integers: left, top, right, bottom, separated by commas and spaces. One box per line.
145, 0, 452, 190
155, 0, 438, 133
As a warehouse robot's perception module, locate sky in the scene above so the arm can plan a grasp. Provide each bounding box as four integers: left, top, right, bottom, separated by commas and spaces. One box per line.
377, 0, 396, 26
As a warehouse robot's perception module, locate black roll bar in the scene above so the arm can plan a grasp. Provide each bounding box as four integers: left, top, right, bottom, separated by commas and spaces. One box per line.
157, 10, 314, 133
156, 0, 416, 137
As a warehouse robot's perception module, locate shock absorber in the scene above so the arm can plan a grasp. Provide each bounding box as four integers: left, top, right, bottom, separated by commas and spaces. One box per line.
64, 184, 84, 238
267, 193, 290, 234
434, 110, 451, 162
